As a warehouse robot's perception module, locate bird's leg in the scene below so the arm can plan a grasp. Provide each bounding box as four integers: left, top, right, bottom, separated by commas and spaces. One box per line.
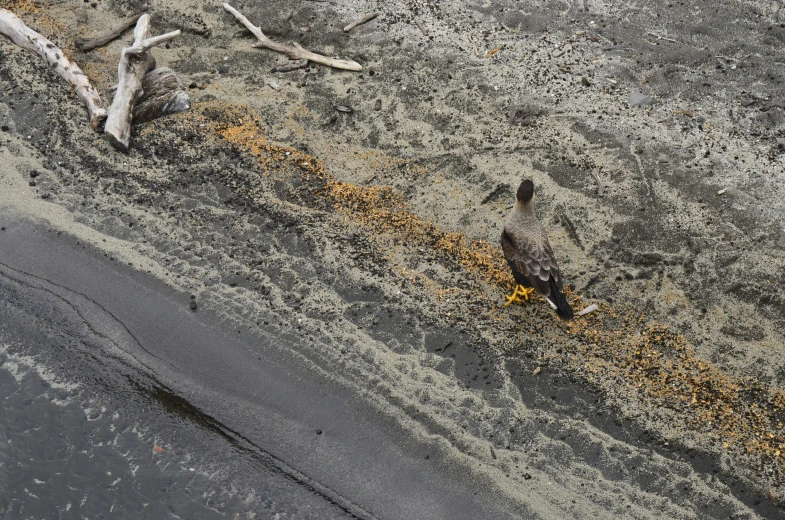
504, 284, 535, 306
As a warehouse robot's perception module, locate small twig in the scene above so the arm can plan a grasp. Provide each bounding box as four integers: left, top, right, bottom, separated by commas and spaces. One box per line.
486, 47, 500, 58
74, 13, 141, 51
415, 19, 428, 36
343, 13, 377, 33
223, 3, 362, 71
577, 304, 598, 317
468, 34, 480, 57
646, 31, 680, 44
590, 171, 603, 197
0, 8, 106, 131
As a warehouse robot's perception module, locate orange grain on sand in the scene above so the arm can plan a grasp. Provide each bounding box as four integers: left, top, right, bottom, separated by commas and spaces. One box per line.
200, 101, 515, 290
197, 100, 785, 477
4, 0, 42, 13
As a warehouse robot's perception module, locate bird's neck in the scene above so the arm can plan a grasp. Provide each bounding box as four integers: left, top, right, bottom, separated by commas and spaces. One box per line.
514, 200, 534, 216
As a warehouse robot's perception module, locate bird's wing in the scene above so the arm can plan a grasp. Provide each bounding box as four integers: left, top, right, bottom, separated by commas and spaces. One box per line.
501, 227, 563, 295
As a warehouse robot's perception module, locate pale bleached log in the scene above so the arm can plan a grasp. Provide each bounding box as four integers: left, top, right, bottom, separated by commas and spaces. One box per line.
0, 8, 107, 131
223, 3, 362, 72
108, 67, 190, 124
104, 13, 180, 151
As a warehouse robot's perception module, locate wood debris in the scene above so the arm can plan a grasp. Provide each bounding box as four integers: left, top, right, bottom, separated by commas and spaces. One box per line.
74, 13, 141, 51
223, 3, 362, 72
105, 14, 181, 150
0, 8, 107, 131
343, 13, 377, 33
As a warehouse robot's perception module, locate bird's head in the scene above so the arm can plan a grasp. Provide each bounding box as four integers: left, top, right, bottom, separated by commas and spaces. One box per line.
516, 180, 534, 203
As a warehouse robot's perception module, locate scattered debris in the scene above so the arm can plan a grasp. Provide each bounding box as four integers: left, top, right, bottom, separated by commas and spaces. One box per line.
646, 31, 680, 44
343, 13, 377, 33
467, 34, 480, 57
105, 14, 181, 151
415, 19, 428, 37
507, 106, 543, 127
153, 445, 164, 453
577, 303, 598, 317
74, 13, 142, 51
223, 3, 362, 71
0, 8, 107, 131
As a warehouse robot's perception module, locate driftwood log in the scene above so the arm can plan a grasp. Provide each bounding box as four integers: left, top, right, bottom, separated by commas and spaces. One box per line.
0, 8, 107, 131
223, 3, 362, 72
104, 14, 180, 151
74, 13, 142, 51
108, 67, 190, 124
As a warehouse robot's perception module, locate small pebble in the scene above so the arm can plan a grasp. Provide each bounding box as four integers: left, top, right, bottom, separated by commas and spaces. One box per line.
716, 188, 727, 195
316, 429, 323, 435
335, 105, 354, 113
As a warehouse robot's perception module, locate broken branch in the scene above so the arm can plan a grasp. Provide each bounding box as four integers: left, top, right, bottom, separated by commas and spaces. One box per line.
577, 303, 598, 317
343, 13, 377, 33
590, 171, 603, 197
0, 8, 107, 131
74, 13, 141, 51
415, 19, 429, 37
223, 3, 362, 72
105, 14, 181, 150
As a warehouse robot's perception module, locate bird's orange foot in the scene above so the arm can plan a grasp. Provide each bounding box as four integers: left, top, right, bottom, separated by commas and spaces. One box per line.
517, 285, 536, 301
504, 285, 536, 306
504, 290, 522, 307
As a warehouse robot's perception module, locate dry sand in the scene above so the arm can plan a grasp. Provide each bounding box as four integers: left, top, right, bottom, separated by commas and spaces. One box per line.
2, 0, 785, 517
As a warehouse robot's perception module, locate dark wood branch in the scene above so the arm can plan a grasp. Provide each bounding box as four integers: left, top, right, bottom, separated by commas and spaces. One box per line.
108, 67, 190, 124
74, 14, 142, 51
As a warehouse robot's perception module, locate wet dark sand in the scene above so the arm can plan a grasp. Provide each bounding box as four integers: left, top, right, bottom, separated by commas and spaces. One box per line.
0, 214, 529, 519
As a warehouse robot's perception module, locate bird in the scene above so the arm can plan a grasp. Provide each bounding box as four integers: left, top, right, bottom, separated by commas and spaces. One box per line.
501, 179, 574, 320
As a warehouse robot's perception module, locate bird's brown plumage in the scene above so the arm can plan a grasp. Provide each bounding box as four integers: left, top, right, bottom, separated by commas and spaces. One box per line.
502, 180, 573, 319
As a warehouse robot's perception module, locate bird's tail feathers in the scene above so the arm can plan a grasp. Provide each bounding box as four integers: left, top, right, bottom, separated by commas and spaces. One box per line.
548, 278, 574, 321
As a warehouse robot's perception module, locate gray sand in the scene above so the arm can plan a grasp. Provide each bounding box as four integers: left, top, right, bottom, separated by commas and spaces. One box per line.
2, 0, 785, 517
